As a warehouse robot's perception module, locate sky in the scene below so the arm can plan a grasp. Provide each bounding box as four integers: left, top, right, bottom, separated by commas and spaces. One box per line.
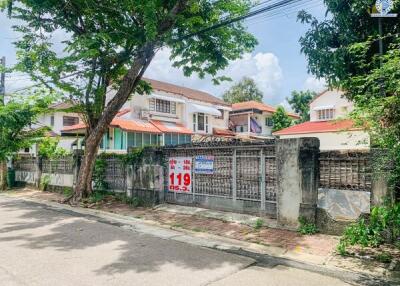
0, 1, 327, 108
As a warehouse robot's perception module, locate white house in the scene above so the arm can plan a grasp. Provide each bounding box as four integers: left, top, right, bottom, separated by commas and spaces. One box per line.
273, 89, 370, 150
229, 101, 300, 139
61, 78, 233, 152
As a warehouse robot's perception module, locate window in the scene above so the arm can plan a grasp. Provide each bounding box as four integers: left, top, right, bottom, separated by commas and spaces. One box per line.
149, 98, 176, 114
197, 113, 205, 131
63, 116, 79, 126
317, 109, 335, 120
193, 113, 209, 133
265, 117, 274, 127
50, 115, 55, 127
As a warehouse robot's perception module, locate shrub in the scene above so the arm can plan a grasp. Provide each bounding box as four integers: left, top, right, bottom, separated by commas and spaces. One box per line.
337, 203, 400, 255
92, 158, 108, 192
298, 216, 318, 235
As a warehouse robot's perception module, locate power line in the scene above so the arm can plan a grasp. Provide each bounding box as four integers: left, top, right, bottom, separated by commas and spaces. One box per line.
178, 0, 304, 40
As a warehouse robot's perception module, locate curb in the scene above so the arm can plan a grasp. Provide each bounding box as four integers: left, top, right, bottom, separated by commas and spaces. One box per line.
1, 194, 398, 286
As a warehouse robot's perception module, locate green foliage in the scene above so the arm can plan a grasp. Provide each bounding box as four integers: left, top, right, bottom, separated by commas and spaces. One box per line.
38, 137, 70, 159
287, 90, 315, 122
5, 0, 257, 129
222, 77, 263, 103
298, 1, 400, 197
298, 216, 318, 235
40, 174, 51, 192
337, 203, 400, 255
272, 106, 293, 132
254, 218, 264, 230
92, 159, 108, 192
0, 92, 53, 161
375, 252, 393, 263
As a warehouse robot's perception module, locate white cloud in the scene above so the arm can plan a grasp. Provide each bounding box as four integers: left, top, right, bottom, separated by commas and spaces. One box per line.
303, 76, 326, 93
145, 48, 284, 104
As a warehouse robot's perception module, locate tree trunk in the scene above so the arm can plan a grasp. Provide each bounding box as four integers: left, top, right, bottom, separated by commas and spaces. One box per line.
0, 160, 7, 190
69, 134, 102, 204
69, 0, 188, 203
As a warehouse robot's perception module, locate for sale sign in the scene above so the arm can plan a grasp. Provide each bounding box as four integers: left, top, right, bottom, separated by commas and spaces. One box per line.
168, 157, 192, 193
194, 155, 215, 174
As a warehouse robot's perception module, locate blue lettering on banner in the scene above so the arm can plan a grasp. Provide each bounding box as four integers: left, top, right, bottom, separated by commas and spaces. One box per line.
194, 155, 214, 174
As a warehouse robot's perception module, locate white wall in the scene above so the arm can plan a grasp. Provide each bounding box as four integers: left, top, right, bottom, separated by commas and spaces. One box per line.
279, 130, 370, 151
310, 89, 353, 122
38, 111, 82, 134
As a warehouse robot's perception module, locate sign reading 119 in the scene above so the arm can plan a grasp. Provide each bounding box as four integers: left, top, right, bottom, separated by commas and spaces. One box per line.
168, 157, 192, 192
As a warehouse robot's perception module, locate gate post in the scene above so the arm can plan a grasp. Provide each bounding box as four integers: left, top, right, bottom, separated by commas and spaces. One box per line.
276, 138, 319, 229
232, 148, 237, 204
260, 148, 266, 211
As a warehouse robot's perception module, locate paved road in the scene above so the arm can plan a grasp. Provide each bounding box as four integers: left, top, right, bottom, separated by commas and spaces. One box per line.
0, 196, 351, 286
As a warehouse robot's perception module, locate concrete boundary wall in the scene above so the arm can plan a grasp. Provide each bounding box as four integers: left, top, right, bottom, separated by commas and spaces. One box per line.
13, 140, 389, 232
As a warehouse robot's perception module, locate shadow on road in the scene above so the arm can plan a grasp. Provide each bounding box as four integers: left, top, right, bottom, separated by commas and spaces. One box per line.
0, 199, 251, 276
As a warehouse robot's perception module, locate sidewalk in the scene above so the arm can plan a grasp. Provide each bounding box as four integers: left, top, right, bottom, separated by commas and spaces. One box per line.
3, 188, 399, 283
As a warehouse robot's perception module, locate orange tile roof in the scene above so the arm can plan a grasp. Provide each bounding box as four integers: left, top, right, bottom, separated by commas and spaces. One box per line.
150, 120, 193, 135
213, 128, 236, 137
144, 78, 230, 107
61, 118, 161, 134
111, 118, 161, 133
231, 101, 300, 119
273, 119, 362, 136
62, 122, 86, 132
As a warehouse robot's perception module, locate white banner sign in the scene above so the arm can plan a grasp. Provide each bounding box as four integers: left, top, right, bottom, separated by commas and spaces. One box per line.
168, 157, 192, 193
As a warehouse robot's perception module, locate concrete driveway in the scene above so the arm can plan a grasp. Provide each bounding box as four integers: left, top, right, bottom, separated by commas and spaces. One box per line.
0, 196, 351, 286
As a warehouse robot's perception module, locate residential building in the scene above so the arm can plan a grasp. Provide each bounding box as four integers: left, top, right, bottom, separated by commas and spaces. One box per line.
229, 101, 300, 139
273, 89, 370, 150
20, 102, 83, 155
61, 78, 233, 152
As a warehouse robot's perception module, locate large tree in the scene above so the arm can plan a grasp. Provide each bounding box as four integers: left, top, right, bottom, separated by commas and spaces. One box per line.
287, 90, 315, 122
222, 76, 263, 103
0, 93, 51, 189
298, 1, 400, 196
272, 106, 292, 132
2, 0, 257, 203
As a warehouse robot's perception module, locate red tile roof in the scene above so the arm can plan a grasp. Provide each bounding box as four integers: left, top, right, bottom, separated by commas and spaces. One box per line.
61, 118, 161, 134
144, 78, 230, 107
111, 118, 161, 133
213, 128, 236, 137
62, 118, 194, 135
231, 101, 300, 119
273, 119, 362, 136
150, 120, 193, 135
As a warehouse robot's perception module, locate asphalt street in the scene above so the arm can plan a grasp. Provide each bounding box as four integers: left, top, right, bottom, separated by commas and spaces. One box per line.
0, 196, 351, 286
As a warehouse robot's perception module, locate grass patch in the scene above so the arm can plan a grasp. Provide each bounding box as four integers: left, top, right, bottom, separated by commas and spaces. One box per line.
298, 216, 318, 235
254, 218, 264, 230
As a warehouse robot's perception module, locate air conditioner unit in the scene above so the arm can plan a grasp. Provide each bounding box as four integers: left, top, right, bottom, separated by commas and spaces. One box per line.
140, 110, 150, 120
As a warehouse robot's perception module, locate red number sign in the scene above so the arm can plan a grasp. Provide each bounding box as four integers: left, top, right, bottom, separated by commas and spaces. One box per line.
168, 157, 192, 192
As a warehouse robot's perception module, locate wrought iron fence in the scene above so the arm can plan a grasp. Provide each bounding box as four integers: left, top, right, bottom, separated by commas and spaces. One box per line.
319, 151, 372, 191
104, 156, 126, 191
42, 157, 74, 174
14, 156, 36, 171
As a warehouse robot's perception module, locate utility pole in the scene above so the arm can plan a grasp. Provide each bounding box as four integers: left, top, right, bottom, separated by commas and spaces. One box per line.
370, 0, 397, 97
0, 56, 5, 106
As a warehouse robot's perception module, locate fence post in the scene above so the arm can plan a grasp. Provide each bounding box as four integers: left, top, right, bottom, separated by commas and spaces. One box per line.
126, 164, 133, 198
260, 148, 266, 211
72, 150, 83, 188
232, 148, 237, 203
35, 156, 42, 188
276, 138, 319, 229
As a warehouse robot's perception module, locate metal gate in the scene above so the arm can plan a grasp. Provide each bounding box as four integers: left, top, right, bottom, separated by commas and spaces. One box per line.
164, 143, 277, 217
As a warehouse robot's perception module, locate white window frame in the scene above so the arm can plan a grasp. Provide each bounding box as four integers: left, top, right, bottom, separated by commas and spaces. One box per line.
317, 108, 335, 120
193, 113, 209, 133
